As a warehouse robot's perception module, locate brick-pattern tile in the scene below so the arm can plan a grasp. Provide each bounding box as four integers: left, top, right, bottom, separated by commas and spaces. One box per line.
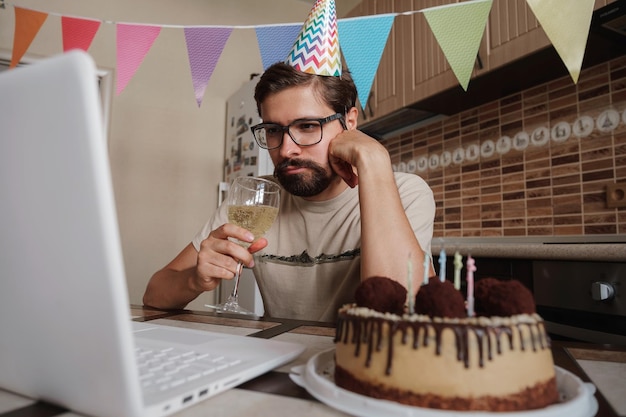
387, 57, 626, 238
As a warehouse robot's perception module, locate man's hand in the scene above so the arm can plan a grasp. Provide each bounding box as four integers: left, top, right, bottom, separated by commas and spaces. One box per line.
328, 129, 391, 188
192, 224, 268, 292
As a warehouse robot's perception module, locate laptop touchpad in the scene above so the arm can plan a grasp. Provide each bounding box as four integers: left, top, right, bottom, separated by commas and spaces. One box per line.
135, 327, 223, 345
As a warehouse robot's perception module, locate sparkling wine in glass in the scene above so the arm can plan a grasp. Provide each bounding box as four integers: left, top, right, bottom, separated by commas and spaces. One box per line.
206, 176, 279, 316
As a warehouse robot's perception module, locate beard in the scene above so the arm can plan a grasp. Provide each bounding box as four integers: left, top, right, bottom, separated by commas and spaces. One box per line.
273, 158, 333, 197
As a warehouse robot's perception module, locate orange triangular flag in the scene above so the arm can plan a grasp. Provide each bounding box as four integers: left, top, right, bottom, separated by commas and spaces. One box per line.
10, 7, 48, 68
62, 16, 101, 52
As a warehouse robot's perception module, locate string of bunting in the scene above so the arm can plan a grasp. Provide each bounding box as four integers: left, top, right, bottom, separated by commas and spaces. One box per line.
2, 0, 595, 108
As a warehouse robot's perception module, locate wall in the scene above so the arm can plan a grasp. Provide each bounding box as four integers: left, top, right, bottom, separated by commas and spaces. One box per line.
382, 56, 626, 239
0, 0, 319, 309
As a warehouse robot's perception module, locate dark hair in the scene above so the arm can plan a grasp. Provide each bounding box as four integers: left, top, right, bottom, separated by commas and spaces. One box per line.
253, 62, 357, 118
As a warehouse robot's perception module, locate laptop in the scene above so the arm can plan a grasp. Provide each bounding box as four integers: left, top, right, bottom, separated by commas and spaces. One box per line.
0, 50, 305, 417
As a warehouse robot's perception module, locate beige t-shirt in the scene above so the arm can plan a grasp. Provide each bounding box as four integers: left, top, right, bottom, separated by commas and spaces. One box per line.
192, 172, 435, 322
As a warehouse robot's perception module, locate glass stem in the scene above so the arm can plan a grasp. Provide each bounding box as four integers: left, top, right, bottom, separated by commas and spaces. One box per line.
229, 262, 244, 299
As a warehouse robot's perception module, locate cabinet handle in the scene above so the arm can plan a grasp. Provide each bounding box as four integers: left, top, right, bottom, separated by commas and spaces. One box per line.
365, 92, 374, 119
591, 281, 615, 302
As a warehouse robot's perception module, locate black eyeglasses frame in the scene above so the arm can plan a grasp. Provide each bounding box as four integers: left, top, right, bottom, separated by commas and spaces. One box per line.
250, 113, 347, 150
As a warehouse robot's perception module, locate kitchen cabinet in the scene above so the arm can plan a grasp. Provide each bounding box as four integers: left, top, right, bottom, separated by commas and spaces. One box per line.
347, 0, 615, 125
484, 0, 613, 73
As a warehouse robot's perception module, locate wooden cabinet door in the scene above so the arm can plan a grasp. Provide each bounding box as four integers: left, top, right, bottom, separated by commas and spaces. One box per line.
485, 0, 611, 72
485, 0, 548, 71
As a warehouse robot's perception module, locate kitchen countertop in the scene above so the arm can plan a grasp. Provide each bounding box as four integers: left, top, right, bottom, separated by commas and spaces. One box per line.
566, 346, 626, 417
430, 235, 625, 262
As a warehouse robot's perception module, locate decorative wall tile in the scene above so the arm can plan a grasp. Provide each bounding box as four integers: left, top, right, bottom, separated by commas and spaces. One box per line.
383, 56, 626, 238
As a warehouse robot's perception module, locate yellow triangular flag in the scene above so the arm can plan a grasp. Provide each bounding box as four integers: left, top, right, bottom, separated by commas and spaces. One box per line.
526, 0, 595, 84
422, 0, 493, 91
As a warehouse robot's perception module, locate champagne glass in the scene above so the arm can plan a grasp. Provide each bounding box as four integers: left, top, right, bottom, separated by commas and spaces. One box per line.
205, 176, 280, 316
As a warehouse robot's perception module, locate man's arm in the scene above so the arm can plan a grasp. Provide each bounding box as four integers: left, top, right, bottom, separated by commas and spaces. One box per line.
143, 243, 208, 309
329, 127, 435, 291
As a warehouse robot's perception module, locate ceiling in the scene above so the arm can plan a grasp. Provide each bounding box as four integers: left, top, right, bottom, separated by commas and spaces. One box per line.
293, 0, 361, 18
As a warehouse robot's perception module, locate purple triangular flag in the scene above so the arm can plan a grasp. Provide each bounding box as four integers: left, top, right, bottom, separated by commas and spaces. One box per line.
255, 24, 301, 70
338, 14, 395, 110
184, 27, 233, 107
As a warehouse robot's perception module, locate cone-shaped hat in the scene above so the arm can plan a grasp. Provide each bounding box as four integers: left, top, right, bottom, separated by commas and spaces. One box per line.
285, 0, 341, 76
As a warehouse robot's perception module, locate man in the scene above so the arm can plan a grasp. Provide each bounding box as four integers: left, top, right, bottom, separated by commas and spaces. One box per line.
143, 63, 435, 321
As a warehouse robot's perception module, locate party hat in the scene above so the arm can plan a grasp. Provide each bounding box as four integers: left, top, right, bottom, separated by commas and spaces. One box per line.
285, 0, 341, 76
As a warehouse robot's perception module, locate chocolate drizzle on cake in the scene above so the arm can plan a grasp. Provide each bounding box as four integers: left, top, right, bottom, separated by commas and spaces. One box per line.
334, 276, 559, 412
335, 309, 551, 374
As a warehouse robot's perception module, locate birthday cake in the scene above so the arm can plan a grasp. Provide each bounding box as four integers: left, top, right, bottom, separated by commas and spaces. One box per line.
334, 276, 559, 411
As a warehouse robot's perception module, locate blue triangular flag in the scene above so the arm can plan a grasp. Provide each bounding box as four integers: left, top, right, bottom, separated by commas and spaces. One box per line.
338, 14, 395, 110
255, 24, 302, 71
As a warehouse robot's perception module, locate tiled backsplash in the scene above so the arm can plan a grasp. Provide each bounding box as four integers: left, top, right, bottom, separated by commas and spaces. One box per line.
382, 56, 626, 238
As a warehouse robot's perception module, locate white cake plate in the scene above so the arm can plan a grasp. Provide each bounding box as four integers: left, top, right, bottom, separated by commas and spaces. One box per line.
290, 349, 598, 417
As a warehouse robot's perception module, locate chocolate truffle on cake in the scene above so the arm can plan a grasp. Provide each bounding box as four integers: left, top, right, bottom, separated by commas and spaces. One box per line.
414, 277, 466, 318
336, 274, 559, 412
354, 276, 407, 315
474, 277, 536, 316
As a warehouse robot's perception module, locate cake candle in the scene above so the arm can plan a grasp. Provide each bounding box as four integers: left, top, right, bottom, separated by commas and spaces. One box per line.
438, 248, 446, 282
423, 252, 430, 285
466, 255, 476, 317
407, 257, 414, 314
453, 251, 462, 290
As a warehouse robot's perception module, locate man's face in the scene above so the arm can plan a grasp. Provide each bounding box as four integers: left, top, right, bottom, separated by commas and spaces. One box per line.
259, 85, 345, 200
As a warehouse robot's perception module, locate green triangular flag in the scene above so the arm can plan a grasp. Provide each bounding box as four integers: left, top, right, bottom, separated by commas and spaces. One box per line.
422, 0, 492, 91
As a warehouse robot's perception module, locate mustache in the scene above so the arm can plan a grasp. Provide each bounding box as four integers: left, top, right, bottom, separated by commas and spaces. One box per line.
274, 158, 320, 173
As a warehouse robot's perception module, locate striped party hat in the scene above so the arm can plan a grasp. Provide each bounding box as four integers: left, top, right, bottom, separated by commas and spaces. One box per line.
285, 0, 341, 76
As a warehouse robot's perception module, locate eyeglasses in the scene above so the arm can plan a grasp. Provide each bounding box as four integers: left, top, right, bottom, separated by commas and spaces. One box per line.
250, 113, 346, 150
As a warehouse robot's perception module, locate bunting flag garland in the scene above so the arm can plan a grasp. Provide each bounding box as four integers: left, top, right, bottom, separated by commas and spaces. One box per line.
1, 1, 598, 104
184, 27, 233, 107
10, 7, 47, 68
338, 14, 395, 110
526, 0, 595, 84
255, 24, 301, 71
422, 0, 493, 91
61, 16, 101, 52
115, 24, 161, 95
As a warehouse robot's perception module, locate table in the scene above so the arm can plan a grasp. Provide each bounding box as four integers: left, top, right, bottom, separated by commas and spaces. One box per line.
0, 305, 624, 417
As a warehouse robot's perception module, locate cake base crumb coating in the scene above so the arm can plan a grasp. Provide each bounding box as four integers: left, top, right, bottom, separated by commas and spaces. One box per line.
335, 365, 558, 411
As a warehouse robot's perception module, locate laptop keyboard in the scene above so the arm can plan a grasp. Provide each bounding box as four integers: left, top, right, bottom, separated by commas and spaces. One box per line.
136, 346, 242, 394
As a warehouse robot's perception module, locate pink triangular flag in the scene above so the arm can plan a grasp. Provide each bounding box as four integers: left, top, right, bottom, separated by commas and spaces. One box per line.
62, 16, 101, 52
116, 23, 161, 95
184, 27, 233, 107
10, 7, 48, 68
